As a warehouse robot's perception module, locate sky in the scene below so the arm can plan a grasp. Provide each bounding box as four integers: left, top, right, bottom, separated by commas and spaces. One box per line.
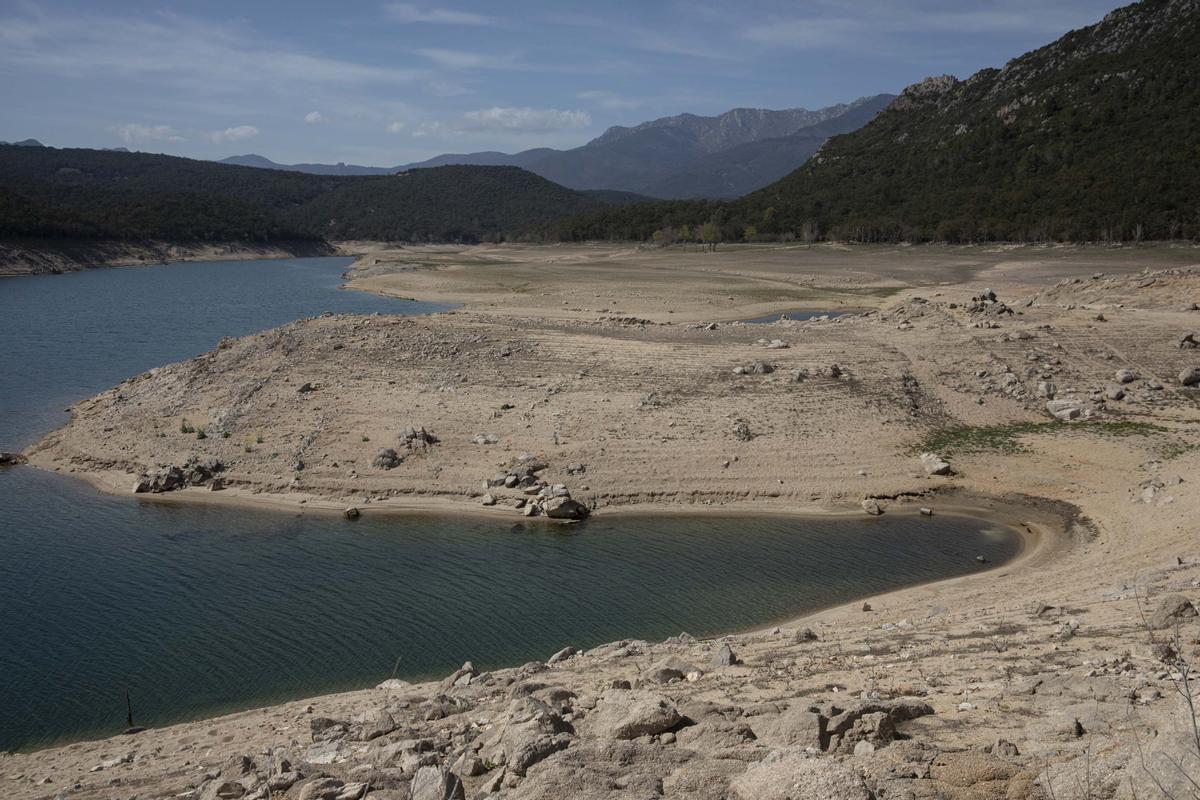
0, 0, 1123, 166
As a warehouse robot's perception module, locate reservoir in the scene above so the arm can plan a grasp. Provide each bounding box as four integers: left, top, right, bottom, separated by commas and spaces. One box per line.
0, 257, 1020, 751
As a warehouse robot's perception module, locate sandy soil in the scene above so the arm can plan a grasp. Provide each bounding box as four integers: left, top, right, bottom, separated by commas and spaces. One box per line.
8, 243, 1200, 799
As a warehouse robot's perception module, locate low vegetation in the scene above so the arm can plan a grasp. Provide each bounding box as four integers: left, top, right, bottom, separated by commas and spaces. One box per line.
917, 420, 1167, 456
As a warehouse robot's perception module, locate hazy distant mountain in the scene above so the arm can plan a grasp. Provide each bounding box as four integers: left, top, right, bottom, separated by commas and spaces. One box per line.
0, 139, 45, 147
220, 154, 396, 176
216, 97, 893, 199
639, 95, 895, 199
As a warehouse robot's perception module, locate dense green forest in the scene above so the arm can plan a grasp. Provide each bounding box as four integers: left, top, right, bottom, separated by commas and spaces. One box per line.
0, 147, 625, 243
530, 0, 1200, 245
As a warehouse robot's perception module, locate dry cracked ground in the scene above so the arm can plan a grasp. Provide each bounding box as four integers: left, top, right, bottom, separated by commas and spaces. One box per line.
8, 242, 1200, 800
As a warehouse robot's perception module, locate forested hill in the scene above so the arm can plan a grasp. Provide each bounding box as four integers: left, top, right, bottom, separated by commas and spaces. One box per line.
0, 146, 627, 243
534, 0, 1200, 244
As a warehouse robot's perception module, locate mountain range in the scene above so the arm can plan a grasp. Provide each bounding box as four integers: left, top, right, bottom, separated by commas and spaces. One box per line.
220, 95, 894, 199
538, 0, 1200, 244
0, 146, 637, 243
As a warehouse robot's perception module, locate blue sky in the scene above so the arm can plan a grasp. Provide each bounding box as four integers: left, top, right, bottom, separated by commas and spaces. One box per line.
0, 0, 1122, 165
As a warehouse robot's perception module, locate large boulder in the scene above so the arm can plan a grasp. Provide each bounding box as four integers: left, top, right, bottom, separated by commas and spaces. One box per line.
1149, 594, 1198, 629
644, 655, 703, 684
408, 765, 464, 800
542, 496, 589, 520
586, 690, 682, 740
729, 751, 870, 800
487, 697, 574, 776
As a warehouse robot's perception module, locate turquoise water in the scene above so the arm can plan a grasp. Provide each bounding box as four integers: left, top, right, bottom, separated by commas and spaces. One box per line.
0, 257, 1019, 752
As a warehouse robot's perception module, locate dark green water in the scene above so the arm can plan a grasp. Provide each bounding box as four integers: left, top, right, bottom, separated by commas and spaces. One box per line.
0, 257, 1019, 752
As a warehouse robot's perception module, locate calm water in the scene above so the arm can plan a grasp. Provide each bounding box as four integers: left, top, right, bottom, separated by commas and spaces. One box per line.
0, 257, 1019, 751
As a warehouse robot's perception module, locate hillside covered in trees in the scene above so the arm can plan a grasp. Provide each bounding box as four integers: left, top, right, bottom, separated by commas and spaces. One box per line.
0, 146, 627, 244
532, 0, 1200, 244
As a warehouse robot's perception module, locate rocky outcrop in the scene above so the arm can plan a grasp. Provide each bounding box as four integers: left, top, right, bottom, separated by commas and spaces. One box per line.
133, 456, 224, 493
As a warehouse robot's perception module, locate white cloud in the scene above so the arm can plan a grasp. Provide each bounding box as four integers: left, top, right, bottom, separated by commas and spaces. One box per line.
384, 4, 498, 26
457, 107, 591, 132
0, 11, 422, 96
208, 125, 259, 144
304, 110, 328, 124
112, 123, 183, 145
386, 121, 406, 133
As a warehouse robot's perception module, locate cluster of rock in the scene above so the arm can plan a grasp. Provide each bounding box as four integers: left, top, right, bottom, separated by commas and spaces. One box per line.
480, 456, 589, 520
0, 451, 27, 466
372, 427, 438, 470
963, 288, 1015, 321
133, 456, 225, 493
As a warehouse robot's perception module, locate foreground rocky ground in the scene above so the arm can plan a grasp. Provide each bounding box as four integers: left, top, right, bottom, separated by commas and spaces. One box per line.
9, 244, 1200, 799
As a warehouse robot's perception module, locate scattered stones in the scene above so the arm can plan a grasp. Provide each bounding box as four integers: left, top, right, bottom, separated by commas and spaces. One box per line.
134, 456, 224, 493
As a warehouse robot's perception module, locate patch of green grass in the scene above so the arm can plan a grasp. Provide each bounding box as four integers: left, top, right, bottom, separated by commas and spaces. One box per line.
916, 420, 1167, 456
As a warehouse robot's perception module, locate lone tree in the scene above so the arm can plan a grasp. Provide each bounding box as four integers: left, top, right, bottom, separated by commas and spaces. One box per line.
699, 221, 720, 252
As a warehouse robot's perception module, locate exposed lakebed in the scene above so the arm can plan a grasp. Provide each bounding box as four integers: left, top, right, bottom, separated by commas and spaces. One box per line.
0, 257, 1019, 751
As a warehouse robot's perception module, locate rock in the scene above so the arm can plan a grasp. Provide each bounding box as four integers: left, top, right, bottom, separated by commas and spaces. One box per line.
1179, 333, 1197, 349
541, 496, 589, 520
1180, 367, 1200, 387
547, 645, 576, 664
0, 452, 28, 466
920, 507, 933, 516
298, 777, 344, 800
986, 738, 1021, 757
709, 643, 738, 668
488, 697, 573, 775
862, 499, 883, 516
471, 433, 500, 445
1105, 384, 1126, 401
1115, 369, 1138, 384
1046, 399, 1084, 421
587, 690, 682, 739
919, 452, 952, 476
372, 448, 402, 469
1037, 380, 1056, 399
796, 627, 819, 641
645, 656, 702, 684
343, 507, 360, 520
440, 661, 477, 690
399, 426, 438, 447
1148, 594, 1198, 629
565, 462, 586, 475
730, 751, 870, 800
480, 493, 496, 506
408, 765, 464, 800
766, 339, 789, 349
452, 754, 485, 777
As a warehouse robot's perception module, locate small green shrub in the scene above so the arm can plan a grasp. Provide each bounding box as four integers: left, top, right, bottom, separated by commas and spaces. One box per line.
196, 428, 207, 440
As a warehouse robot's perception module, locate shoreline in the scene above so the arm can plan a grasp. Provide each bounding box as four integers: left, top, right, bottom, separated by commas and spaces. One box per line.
3, 463, 1058, 754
